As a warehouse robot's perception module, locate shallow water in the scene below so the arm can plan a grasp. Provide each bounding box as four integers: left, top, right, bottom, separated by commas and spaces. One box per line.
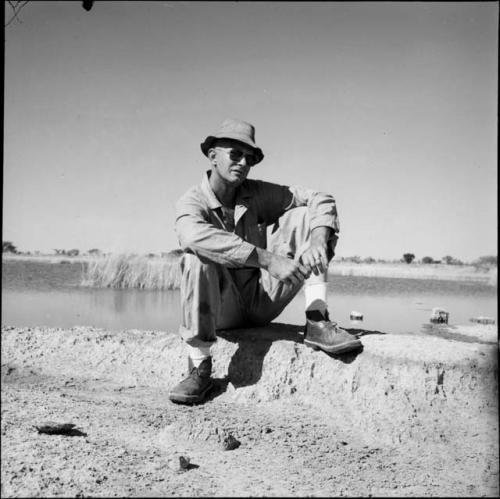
1, 260, 497, 335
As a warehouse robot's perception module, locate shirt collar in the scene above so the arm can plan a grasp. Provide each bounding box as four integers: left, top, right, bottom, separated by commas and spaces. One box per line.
201, 170, 252, 210
201, 171, 222, 210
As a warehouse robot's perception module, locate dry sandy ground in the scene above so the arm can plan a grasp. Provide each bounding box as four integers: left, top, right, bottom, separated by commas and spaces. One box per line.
1, 323, 498, 497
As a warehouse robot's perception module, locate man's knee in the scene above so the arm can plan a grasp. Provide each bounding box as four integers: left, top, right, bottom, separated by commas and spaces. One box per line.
269, 207, 337, 263
282, 207, 338, 261
180, 252, 233, 300
267, 207, 310, 256
180, 252, 220, 276
276, 206, 310, 235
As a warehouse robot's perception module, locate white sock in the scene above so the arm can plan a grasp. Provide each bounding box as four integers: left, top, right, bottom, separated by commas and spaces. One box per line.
304, 281, 328, 314
186, 345, 211, 367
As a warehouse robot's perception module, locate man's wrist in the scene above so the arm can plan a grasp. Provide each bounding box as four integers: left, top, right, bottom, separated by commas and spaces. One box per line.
311, 226, 333, 244
246, 247, 273, 270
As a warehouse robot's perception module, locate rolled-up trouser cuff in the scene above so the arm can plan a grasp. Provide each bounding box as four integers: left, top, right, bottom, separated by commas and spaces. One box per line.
179, 325, 218, 348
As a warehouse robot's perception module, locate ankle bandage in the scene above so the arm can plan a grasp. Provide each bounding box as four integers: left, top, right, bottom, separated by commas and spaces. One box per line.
186, 345, 211, 367
304, 281, 328, 314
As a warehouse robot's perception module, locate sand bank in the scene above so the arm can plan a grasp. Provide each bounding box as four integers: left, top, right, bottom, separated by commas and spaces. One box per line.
1, 323, 498, 496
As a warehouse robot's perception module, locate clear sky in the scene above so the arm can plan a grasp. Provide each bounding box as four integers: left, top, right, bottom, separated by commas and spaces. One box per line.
3, 1, 498, 262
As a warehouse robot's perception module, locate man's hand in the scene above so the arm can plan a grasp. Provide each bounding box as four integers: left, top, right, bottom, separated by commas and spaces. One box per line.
266, 253, 311, 286
299, 226, 333, 276
247, 247, 310, 285
247, 225, 336, 283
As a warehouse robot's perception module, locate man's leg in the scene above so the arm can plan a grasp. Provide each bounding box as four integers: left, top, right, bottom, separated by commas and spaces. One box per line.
246, 207, 362, 354
242, 207, 310, 325
169, 252, 245, 404
244, 206, 330, 323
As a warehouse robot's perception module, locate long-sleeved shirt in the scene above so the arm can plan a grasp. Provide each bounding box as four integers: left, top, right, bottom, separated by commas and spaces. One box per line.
175, 171, 340, 268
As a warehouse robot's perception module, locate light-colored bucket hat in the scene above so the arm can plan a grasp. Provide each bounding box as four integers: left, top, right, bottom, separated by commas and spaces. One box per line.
200, 118, 264, 164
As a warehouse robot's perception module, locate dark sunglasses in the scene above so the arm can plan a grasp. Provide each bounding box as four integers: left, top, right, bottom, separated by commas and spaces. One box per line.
215, 147, 257, 167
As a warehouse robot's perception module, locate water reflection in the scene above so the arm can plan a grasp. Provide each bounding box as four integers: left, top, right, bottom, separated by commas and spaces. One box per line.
1, 260, 497, 335
276, 290, 497, 336
2, 287, 181, 332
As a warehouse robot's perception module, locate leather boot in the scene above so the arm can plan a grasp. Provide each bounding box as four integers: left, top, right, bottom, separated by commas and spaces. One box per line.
304, 310, 362, 354
169, 357, 214, 404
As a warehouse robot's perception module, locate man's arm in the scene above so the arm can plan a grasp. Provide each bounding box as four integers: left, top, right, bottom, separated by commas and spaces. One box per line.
285, 185, 339, 275
175, 196, 256, 268
246, 246, 310, 286
256, 180, 339, 236
300, 226, 337, 276
253, 180, 340, 276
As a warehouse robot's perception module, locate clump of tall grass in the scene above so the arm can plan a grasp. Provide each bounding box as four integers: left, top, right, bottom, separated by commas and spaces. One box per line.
82, 253, 182, 290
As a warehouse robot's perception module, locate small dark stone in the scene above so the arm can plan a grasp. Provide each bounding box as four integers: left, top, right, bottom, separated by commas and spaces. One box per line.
36, 422, 75, 434
35, 422, 87, 437
179, 456, 190, 470
223, 434, 241, 451
175, 455, 199, 472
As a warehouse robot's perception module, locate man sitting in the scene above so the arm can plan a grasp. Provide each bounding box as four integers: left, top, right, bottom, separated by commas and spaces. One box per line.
169, 118, 362, 404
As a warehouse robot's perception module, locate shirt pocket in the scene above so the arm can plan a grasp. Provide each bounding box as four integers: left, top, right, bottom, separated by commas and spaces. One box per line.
239, 210, 267, 249
255, 222, 268, 249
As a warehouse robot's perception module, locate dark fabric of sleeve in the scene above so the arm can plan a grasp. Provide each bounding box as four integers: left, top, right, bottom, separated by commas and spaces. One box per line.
252, 180, 340, 233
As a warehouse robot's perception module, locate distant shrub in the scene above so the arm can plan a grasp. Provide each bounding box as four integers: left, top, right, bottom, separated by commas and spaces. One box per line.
472, 255, 497, 270
2, 241, 18, 254
402, 253, 415, 264
363, 257, 376, 264
344, 255, 362, 264
442, 255, 463, 265
421, 256, 435, 264
54, 249, 79, 256
473, 255, 497, 266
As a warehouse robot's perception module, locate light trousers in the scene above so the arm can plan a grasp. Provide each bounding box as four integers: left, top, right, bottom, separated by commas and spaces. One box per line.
178, 207, 336, 348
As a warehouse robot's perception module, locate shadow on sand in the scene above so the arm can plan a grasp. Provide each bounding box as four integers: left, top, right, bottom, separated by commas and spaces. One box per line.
204, 322, 386, 401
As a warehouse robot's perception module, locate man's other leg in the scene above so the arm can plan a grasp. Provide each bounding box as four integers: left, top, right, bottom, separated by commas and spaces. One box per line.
245, 206, 322, 324
170, 253, 245, 404
246, 207, 362, 354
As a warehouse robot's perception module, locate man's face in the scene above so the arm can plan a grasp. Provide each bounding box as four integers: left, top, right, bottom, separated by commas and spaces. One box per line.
208, 139, 256, 186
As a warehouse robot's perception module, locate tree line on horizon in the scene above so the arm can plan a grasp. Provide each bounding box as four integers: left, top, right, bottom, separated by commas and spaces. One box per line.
1, 241, 183, 260
340, 253, 497, 267
2, 241, 497, 268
